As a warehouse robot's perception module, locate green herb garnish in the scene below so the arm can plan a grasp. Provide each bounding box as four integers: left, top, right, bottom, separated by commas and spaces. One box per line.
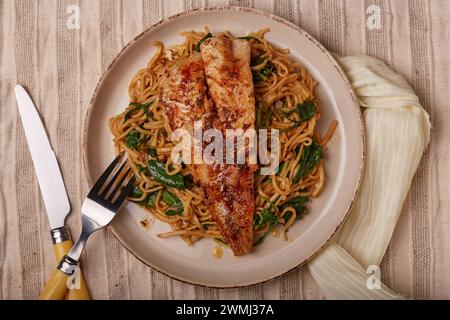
129, 186, 143, 198
285, 100, 317, 124
253, 210, 277, 246
147, 160, 185, 189
195, 32, 213, 52
238, 36, 261, 42
164, 210, 179, 216
148, 147, 157, 157
253, 208, 278, 229
144, 192, 157, 208
124, 101, 154, 122
283, 211, 303, 222
136, 164, 148, 175
161, 190, 184, 216
253, 63, 274, 82
251, 54, 265, 67
293, 140, 323, 183
251, 54, 274, 82
162, 190, 183, 209
281, 196, 308, 218
125, 130, 140, 150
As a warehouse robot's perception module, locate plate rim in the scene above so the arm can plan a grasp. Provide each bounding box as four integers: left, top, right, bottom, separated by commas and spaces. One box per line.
82, 5, 365, 288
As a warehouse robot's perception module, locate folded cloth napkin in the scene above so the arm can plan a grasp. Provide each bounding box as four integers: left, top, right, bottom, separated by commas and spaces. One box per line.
308, 55, 431, 299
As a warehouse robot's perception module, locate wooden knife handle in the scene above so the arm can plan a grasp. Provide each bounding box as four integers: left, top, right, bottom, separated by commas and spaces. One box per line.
53, 239, 90, 300
50, 227, 90, 300
38, 268, 70, 300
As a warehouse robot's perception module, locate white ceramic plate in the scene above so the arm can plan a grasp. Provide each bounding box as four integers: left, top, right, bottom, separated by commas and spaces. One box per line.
83, 7, 364, 288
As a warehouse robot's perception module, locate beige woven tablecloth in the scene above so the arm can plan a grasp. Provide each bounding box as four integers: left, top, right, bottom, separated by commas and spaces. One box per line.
1, 0, 448, 300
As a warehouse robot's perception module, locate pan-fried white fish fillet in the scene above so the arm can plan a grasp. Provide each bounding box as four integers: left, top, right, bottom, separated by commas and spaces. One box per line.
196, 35, 256, 256
200, 36, 255, 131
160, 37, 256, 256
159, 52, 210, 132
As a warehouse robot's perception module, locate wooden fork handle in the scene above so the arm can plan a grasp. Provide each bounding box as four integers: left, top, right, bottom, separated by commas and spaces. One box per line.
53, 239, 90, 300
39, 254, 82, 300
39, 268, 70, 300
48, 227, 90, 300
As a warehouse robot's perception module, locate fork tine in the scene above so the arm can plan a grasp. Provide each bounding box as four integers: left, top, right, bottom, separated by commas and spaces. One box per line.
88, 153, 123, 197
106, 167, 132, 202
112, 175, 136, 208
100, 160, 128, 198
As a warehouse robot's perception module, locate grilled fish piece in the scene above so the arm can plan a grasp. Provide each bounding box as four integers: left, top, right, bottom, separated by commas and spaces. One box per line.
160, 37, 256, 256
200, 36, 255, 131
197, 35, 256, 255
191, 163, 255, 255
159, 52, 210, 132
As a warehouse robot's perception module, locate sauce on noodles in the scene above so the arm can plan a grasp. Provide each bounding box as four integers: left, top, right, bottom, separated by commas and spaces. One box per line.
109, 28, 337, 248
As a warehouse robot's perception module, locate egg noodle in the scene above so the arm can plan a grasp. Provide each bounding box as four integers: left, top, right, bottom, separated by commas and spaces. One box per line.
109, 28, 338, 247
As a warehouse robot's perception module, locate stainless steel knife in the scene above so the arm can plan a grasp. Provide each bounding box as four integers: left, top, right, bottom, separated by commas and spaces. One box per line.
14, 85, 90, 300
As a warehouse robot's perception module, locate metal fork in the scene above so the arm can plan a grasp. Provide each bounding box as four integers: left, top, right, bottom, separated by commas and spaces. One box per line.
39, 154, 136, 300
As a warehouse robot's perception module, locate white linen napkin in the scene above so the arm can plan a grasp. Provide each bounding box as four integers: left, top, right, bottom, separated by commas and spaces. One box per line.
308, 55, 431, 299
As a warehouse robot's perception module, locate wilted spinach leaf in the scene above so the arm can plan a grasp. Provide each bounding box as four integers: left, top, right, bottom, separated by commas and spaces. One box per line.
124, 100, 154, 122
125, 130, 140, 150
147, 160, 185, 189
285, 99, 317, 124
253, 208, 278, 229
195, 32, 212, 52
293, 140, 323, 183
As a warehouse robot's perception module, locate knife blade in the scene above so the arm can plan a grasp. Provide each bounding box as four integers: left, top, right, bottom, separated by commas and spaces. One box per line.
14, 85, 70, 228
14, 84, 90, 299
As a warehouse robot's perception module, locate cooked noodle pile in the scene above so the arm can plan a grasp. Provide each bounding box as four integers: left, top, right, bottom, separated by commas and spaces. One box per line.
109, 28, 337, 246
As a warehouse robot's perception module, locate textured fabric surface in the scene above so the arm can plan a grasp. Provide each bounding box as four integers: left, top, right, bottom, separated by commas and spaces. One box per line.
308, 55, 430, 299
0, 0, 448, 299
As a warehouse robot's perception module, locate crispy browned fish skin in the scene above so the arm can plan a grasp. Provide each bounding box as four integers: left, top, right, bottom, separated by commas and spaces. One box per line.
200, 36, 255, 131
160, 39, 256, 255
197, 35, 256, 256
160, 52, 210, 132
